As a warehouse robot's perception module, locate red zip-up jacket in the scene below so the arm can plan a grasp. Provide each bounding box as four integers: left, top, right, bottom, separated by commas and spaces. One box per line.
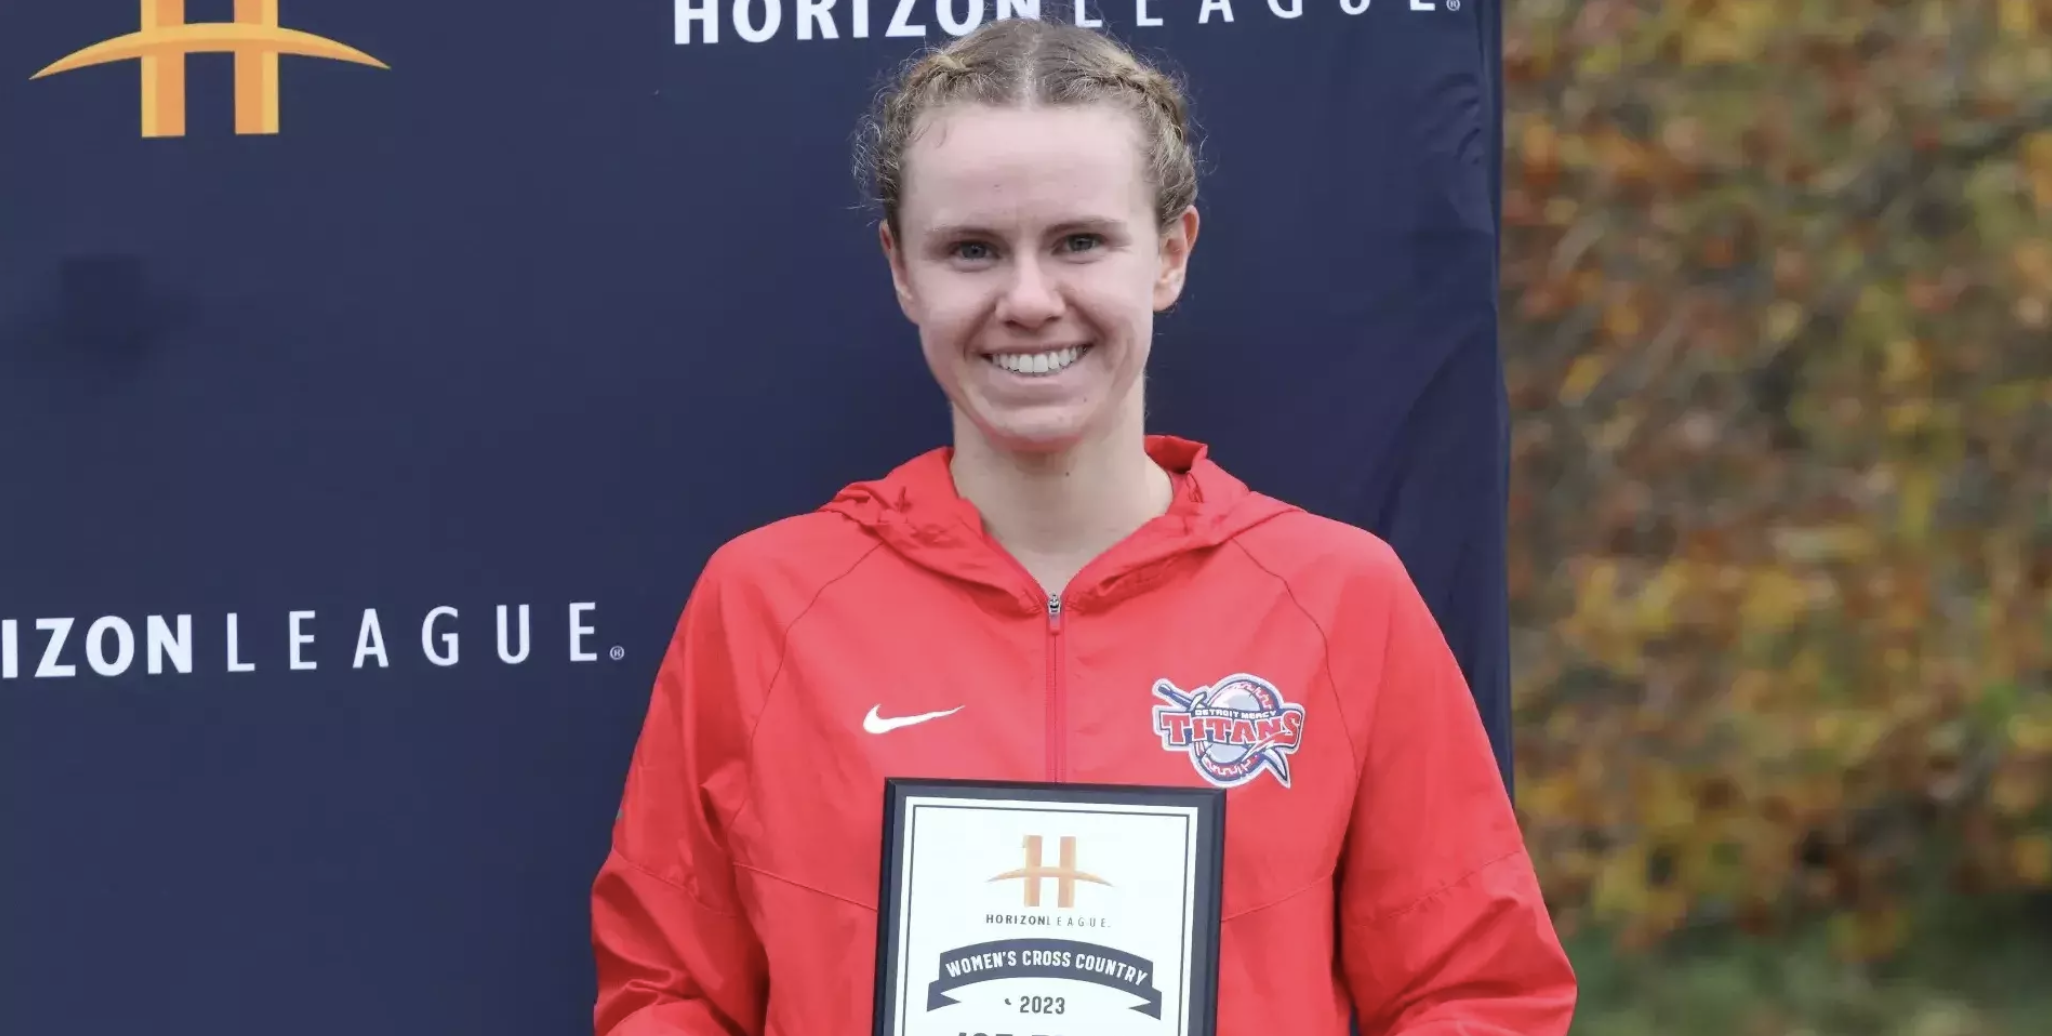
591, 436, 1575, 1035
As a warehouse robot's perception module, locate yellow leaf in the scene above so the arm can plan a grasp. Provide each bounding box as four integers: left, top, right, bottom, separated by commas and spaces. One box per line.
2013, 835, 2052, 885
1594, 412, 1639, 454
1898, 467, 1937, 544
1741, 568, 1809, 634
1682, 0, 1775, 65
2001, 0, 2037, 36
1766, 300, 1804, 344
1560, 354, 1607, 405
1888, 399, 1933, 435
1592, 844, 1649, 922
1523, 774, 1576, 818
1604, 299, 1643, 340
1883, 338, 1928, 387
1579, 41, 1624, 77
2027, 132, 2052, 213
2009, 712, 2052, 754
2014, 240, 2052, 288
1633, 563, 1687, 636
1569, 560, 1622, 628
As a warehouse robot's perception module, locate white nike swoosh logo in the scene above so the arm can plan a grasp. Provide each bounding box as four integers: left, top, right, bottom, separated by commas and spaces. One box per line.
863, 704, 963, 734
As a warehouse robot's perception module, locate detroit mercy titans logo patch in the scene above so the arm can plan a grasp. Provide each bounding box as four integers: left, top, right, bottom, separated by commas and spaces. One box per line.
1151, 673, 1307, 789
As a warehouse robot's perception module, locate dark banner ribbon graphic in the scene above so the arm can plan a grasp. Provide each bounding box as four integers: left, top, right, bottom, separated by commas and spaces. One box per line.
927, 938, 1163, 1017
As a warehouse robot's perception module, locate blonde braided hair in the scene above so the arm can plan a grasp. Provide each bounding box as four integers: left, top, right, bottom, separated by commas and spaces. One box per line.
855, 17, 1200, 235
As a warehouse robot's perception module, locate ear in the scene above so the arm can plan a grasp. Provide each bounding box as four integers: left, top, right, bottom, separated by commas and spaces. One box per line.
880, 220, 918, 323
1152, 205, 1201, 312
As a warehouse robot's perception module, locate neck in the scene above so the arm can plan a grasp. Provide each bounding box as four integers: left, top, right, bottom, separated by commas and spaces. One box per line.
949, 405, 1173, 594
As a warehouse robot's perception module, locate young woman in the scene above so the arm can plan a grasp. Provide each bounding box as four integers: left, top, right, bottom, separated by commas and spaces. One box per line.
591, 17, 1574, 1036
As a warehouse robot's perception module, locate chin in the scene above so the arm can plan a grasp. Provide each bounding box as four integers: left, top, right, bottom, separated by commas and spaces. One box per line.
962, 410, 1099, 456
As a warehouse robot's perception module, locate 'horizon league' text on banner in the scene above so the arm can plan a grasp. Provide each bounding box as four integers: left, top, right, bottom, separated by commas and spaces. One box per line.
674, 0, 1456, 45
0, 604, 614, 680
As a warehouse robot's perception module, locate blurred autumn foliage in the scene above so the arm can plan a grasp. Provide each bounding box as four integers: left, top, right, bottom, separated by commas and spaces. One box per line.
1498, 0, 2052, 965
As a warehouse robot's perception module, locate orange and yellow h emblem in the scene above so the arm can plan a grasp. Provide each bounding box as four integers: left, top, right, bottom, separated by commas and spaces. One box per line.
31, 1, 388, 138
989, 835, 1111, 909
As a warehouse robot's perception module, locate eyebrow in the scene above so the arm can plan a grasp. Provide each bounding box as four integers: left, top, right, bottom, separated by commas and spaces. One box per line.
923, 217, 1129, 240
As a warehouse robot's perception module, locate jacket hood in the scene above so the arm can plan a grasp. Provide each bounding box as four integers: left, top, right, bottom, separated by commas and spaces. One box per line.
819, 435, 1299, 614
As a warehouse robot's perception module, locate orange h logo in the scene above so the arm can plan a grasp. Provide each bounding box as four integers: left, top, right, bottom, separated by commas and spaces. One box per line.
989, 835, 1110, 909
31, 1, 388, 138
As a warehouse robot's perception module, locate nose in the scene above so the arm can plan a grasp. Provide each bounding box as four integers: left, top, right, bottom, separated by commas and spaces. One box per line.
995, 254, 1064, 328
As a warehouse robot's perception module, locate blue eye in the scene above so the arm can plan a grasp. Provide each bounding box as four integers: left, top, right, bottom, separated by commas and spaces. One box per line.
1062, 234, 1101, 253
952, 242, 994, 261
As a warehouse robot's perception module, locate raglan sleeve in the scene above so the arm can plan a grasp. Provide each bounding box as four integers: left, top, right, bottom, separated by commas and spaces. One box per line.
590, 557, 770, 1036
1336, 547, 1577, 1035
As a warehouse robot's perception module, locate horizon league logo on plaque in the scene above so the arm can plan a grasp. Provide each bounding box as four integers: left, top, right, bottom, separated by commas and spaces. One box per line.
925, 834, 1167, 1021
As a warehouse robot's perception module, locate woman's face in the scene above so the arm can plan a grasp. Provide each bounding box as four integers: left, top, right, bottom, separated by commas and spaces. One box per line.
882, 102, 1198, 456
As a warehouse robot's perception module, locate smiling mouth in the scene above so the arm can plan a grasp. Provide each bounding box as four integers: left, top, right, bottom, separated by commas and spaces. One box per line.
986, 345, 1092, 376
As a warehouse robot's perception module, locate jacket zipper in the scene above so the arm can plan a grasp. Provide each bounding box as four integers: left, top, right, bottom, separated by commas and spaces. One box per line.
1045, 592, 1065, 782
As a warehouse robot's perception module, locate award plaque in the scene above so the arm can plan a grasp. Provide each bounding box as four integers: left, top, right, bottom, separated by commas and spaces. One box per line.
872, 778, 1225, 1036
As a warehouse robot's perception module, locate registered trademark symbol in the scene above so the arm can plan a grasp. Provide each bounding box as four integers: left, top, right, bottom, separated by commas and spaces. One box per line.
1446, 0, 1460, 9
609, 645, 625, 662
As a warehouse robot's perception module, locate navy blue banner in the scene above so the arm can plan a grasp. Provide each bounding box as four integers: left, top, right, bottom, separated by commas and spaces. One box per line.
1, 2, 1505, 1033
928, 938, 1162, 1016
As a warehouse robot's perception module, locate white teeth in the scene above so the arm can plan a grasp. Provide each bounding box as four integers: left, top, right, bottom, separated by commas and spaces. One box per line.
990, 346, 1087, 376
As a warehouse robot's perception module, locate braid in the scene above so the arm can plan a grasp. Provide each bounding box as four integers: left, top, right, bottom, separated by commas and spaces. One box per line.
855, 18, 1200, 234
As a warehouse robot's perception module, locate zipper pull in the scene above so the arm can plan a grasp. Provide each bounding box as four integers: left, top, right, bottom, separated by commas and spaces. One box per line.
1046, 593, 1063, 629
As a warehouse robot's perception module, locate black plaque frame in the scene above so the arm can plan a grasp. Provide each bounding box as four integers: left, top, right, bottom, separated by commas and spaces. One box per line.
872, 777, 1226, 1036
